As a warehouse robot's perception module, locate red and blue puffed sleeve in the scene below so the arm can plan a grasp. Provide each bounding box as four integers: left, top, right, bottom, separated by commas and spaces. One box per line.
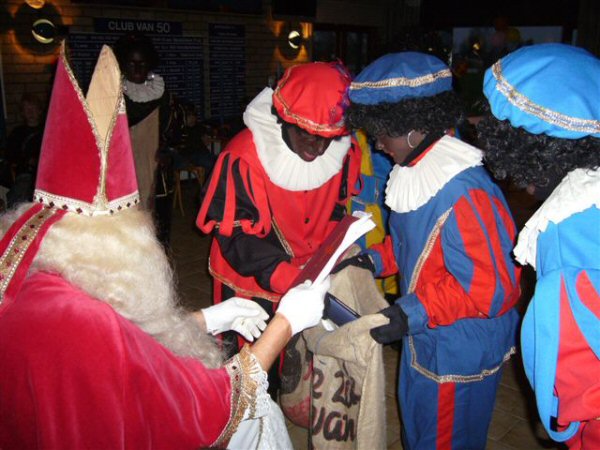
408, 189, 521, 331
521, 208, 600, 443
365, 235, 400, 278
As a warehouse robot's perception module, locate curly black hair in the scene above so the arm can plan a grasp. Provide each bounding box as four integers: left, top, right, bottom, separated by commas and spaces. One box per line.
345, 90, 465, 138
477, 109, 600, 189
113, 33, 160, 72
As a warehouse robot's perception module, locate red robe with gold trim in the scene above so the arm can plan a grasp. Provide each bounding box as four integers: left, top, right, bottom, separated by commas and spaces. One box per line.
0, 271, 233, 449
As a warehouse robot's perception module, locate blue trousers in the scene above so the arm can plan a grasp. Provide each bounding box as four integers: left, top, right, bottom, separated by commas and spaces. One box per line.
398, 344, 503, 450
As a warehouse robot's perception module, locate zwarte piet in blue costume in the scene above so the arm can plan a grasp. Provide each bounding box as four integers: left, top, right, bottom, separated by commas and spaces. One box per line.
478, 43, 600, 450
346, 52, 521, 450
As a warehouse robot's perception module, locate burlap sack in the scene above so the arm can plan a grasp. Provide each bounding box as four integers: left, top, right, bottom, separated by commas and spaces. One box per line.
280, 332, 313, 428
280, 245, 389, 449
303, 313, 388, 449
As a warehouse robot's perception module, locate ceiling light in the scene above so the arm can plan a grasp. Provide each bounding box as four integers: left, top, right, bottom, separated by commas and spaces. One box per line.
25, 0, 45, 9
31, 18, 56, 44
288, 30, 302, 49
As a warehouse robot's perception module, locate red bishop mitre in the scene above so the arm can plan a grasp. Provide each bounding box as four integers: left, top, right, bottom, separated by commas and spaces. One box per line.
0, 42, 139, 307
35, 42, 139, 214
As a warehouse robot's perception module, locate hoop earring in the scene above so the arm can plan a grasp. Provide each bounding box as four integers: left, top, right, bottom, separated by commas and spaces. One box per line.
406, 130, 417, 149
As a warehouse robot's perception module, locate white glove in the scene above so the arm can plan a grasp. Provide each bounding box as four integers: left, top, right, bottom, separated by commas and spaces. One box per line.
202, 298, 269, 342
277, 277, 330, 336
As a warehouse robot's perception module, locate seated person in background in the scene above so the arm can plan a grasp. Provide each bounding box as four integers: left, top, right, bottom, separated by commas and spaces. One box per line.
477, 43, 600, 449
343, 51, 521, 450
0, 43, 330, 450
196, 62, 362, 396
173, 104, 217, 173
4, 93, 45, 207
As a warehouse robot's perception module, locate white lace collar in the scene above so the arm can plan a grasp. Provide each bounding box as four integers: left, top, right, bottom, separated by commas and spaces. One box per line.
243, 88, 351, 191
385, 135, 483, 213
514, 167, 600, 268
123, 73, 165, 103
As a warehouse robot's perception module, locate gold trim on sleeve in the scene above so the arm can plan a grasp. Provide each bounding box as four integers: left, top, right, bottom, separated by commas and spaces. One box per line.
208, 259, 281, 302
212, 345, 263, 447
271, 218, 294, 258
408, 208, 452, 294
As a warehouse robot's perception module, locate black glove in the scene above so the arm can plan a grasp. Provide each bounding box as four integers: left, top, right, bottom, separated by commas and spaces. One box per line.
331, 253, 375, 275
370, 304, 408, 344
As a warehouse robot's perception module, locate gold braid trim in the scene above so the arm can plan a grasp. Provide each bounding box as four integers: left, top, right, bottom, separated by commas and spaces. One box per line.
409, 337, 516, 383
33, 190, 139, 217
492, 60, 600, 134
212, 346, 262, 447
58, 43, 139, 213
273, 68, 346, 134
208, 258, 281, 302
408, 208, 451, 294
271, 218, 294, 258
0, 207, 57, 303
350, 68, 452, 90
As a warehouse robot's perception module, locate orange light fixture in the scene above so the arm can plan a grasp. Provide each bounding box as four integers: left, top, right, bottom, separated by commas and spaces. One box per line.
25, 0, 45, 9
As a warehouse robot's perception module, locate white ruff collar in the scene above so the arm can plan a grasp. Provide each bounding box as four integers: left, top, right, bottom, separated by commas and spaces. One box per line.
123, 73, 165, 103
243, 88, 351, 191
514, 168, 600, 269
385, 135, 483, 213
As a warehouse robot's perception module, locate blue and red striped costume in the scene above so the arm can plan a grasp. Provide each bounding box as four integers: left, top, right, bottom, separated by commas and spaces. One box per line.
516, 168, 600, 449
367, 136, 521, 449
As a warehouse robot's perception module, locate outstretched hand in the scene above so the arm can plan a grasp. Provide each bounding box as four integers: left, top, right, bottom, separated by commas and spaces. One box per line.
202, 298, 269, 341
276, 277, 330, 336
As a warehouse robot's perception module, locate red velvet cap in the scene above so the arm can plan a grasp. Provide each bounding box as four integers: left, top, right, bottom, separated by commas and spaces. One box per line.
272, 62, 351, 138
34, 42, 139, 215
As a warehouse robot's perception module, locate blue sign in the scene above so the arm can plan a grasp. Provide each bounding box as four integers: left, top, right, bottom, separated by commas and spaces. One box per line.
94, 18, 182, 35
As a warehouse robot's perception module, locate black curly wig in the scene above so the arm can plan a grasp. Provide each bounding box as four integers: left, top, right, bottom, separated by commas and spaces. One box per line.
345, 90, 465, 138
477, 107, 600, 190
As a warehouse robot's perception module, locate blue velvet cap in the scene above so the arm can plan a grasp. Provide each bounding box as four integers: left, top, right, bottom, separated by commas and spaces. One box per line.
349, 52, 452, 105
484, 43, 600, 139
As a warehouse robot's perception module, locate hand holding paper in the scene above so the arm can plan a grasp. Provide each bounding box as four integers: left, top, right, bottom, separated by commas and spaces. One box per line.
277, 277, 330, 335
293, 211, 376, 286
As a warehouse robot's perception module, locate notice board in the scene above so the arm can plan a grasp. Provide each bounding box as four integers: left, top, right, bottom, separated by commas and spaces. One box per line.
208, 23, 245, 123
67, 18, 204, 118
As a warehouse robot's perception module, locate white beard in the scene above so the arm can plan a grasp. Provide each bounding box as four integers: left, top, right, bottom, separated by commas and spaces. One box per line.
1, 205, 223, 368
